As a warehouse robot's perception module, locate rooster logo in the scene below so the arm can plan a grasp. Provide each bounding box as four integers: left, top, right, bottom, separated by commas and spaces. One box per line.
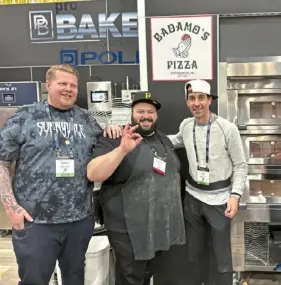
172, 34, 192, 58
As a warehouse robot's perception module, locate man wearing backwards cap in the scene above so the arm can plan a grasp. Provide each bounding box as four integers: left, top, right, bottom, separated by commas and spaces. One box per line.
169, 79, 248, 285
87, 91, 185, 285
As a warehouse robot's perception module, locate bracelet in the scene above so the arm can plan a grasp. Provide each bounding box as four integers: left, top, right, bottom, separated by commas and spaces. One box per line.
231, 193, 241, 201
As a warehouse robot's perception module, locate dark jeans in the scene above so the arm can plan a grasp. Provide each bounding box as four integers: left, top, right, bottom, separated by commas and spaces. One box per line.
184, 193, 233, 285
107, 231, 162, 285
12, 215, 93, 285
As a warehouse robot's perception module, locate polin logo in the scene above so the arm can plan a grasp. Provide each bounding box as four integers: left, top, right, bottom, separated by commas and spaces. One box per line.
0, 83, 17, 92
60, 49, 140, 66
29, 10, 138, 43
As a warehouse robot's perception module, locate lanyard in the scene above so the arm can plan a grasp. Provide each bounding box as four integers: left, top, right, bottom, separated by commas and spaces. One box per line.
142, 132, 168, 161
45, 104, 74, 157
193, 117, 212, 167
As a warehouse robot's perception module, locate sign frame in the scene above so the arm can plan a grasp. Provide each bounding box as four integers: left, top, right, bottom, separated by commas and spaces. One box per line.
150, 15, 214, 82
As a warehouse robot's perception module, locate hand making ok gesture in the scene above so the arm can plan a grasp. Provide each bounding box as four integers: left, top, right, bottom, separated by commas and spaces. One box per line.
119, 123, 143, 154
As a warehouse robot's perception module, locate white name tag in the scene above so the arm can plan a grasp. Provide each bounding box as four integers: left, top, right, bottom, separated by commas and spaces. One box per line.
153, 157, 166, 175
197, 168, 209, 185
56, 159, 75, 177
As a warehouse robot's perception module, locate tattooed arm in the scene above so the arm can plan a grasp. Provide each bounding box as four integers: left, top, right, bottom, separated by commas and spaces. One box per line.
0, 160, 33, 229
0, 161, 20, 212
0, 108, 33, 229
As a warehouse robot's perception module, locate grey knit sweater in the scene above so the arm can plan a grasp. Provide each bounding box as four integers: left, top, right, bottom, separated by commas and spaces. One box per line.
169, 115, 248, 205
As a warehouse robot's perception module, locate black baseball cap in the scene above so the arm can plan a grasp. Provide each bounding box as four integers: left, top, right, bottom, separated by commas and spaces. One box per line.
131, 91, 161, 110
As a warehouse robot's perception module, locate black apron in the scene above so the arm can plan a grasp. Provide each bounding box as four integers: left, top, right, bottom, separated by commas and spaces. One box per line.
122, 135, 186, 260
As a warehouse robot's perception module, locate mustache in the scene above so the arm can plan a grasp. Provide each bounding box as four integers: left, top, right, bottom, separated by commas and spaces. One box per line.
139, 118, 153, 123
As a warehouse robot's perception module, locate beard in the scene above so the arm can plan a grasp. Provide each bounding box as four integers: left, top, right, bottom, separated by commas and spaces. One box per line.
131, 116, 157, 136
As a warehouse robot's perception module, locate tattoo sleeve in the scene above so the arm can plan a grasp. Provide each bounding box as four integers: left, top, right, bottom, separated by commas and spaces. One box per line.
0, 161, 22, 213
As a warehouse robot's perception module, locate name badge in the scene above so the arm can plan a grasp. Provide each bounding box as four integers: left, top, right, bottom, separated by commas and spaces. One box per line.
56, 159, 75, 177
197, 167, 209, 185
153, 157, 166, 175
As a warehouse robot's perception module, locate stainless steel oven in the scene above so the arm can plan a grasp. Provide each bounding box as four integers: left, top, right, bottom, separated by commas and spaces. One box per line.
237, 90, 281, 126
219, 58, 281, 275
226, 81, 281, 127
240, 128, 281, 165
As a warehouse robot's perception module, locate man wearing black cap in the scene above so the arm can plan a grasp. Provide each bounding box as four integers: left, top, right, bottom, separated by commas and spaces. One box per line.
169, 79, 248, 285
87, 91, 185, 285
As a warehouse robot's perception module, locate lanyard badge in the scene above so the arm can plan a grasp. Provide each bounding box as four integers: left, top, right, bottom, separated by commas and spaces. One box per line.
193, 117, 212, 185
153, 157, 166, 175
46, 104, 75, 178
56, 158, 75, 177
143, 133, 168, 175
197, 167, 209, 185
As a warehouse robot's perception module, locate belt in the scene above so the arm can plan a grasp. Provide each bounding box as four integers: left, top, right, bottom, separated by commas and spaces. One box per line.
186, 171, 231, 191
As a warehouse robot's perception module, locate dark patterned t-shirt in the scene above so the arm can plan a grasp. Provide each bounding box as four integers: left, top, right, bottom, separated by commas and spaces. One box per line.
0, 103, 102, 223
